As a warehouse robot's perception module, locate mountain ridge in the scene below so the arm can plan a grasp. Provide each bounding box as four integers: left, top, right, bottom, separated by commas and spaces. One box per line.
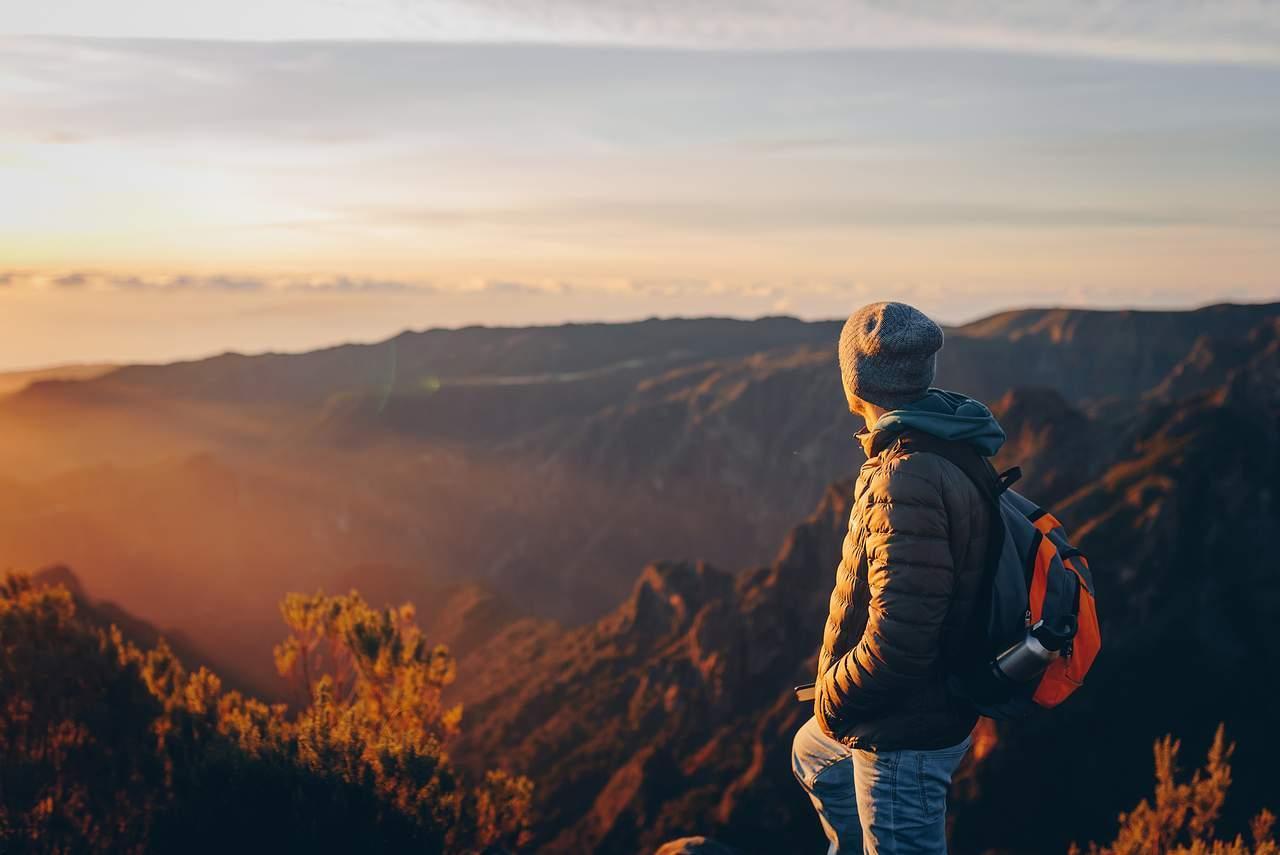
1, 301, 1276, 724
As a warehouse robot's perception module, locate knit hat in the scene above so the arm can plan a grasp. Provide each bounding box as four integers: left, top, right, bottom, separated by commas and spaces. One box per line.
838, 301, 944, 409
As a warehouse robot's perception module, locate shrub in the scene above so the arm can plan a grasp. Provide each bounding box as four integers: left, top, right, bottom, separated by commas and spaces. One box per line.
1078, 725, 1277, 855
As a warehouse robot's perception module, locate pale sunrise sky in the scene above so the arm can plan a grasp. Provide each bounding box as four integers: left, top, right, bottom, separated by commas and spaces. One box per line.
2, 2, 1279, 370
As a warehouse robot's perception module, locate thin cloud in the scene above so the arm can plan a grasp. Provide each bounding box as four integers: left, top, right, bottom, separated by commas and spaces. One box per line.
450, 0, 1280, 64
126, 275, 265, 293
0, 271, 437, 296
346, 198, 1280, 234
281, 276, 431, 295
623, 278, 714, 297
0, 269, 864, 304
463, 279, 578, 297
473, 280, 546, 297
52, 272, 89, 289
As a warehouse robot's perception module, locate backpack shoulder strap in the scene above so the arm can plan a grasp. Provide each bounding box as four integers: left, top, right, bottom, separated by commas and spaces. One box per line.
889, 429, 1011, 673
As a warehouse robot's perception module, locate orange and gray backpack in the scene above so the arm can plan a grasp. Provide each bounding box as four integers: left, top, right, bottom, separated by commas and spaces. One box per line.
895, 430, 1102, 719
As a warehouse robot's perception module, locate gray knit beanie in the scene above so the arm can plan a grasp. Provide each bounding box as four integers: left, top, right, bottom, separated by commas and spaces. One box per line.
838, 301, 944, 409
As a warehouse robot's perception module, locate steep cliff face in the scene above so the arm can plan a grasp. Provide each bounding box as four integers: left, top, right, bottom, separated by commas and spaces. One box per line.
453, 483, 852, 853
946, 303, 1279, 404
1148, 317, 1280, 403
455, 318, 1280, 854
989, 386, 1105, 504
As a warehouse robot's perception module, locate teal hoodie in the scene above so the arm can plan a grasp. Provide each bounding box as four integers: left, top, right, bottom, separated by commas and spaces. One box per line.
871, 388, 1006, 457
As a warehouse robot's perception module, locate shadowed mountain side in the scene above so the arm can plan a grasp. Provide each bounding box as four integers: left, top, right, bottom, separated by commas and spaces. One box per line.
510, 347, 852, 493
948, 303, 1279, 404
951, 321, 1280, 854
452, 327, 1280, 853
989, 386, 1108, 505
1148, 316, 1280, 403
451, 482, 853, 853
304, 357, 687, 448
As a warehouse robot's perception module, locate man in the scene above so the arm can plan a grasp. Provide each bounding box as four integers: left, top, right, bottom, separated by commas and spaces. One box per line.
792, 301, 1006, 854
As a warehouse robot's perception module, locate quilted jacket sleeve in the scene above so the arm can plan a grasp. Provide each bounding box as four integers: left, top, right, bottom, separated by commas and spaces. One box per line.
818, 452, 955, 722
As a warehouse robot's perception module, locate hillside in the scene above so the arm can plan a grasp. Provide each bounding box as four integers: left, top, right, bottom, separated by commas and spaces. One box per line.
28, 564, 231, 687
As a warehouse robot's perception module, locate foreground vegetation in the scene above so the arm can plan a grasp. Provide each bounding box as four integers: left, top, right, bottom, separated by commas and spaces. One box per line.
4, 569, 1277, 855
0, 575, 531, 854
1080, 725, 1276, 855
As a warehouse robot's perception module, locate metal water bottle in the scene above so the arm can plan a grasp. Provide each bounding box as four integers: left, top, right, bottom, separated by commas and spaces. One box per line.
992, 615, 1077, 682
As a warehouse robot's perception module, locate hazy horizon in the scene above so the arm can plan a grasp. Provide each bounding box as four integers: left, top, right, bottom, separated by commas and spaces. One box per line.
2, 295, 1276, 375
3, 3, 1278, 371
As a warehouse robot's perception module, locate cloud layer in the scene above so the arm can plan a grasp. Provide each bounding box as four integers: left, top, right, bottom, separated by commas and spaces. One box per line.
0, 30, 1277, 370
5, 1, 1280, 64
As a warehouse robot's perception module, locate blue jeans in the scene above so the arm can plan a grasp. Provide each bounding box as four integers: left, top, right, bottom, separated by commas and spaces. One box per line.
791, 717, 971, 854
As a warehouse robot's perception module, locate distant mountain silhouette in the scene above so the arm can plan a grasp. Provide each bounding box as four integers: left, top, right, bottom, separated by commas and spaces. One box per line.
450, 487, 849, 853
0, 363, 114, 398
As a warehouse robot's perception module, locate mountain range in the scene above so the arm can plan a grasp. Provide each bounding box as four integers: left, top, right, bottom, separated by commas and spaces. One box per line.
2, 301, 1278, 853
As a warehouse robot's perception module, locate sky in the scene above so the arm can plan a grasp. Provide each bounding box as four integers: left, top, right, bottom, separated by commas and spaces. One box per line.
2, 2, 1279, 370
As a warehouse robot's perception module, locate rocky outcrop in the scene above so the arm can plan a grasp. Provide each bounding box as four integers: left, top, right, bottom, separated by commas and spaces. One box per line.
989, 386, 1105, 504
452, 481, 854, 853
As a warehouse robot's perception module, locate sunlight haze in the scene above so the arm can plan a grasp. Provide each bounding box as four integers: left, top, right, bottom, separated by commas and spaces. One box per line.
2, 2, 1278, 369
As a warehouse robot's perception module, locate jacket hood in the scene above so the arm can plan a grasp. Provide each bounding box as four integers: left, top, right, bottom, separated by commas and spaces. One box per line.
867, 388, 1006, 457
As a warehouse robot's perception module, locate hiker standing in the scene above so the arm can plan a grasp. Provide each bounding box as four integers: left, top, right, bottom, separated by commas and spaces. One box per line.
791, 302, 1003, 854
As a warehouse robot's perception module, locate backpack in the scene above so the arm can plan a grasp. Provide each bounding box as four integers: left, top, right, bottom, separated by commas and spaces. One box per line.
893, 430, 1102, 720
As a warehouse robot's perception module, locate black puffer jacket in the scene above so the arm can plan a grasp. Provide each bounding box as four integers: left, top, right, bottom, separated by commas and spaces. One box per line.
814, 427, 991, 751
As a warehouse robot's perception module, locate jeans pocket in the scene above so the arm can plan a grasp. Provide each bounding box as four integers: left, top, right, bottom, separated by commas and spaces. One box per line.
916, 753, 942, 822
917, 739, 970, 823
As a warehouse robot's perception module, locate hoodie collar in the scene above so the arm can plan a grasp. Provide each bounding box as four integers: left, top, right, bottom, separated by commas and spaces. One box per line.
855, 388, 1006, 459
